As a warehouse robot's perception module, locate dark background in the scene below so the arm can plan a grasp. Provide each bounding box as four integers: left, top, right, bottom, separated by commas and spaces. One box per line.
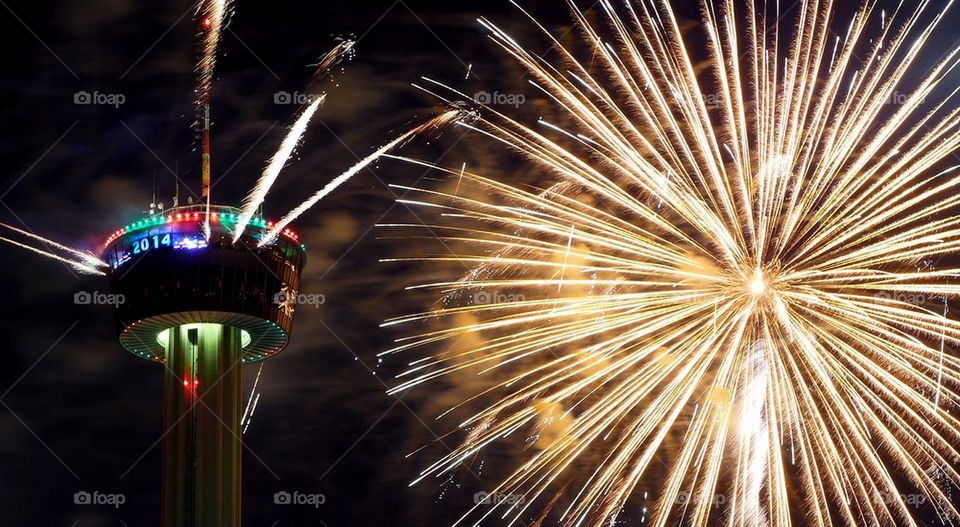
1, 1, 960, 526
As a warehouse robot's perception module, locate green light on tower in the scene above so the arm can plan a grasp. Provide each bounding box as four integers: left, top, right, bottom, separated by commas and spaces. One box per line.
160, 323, 242, 527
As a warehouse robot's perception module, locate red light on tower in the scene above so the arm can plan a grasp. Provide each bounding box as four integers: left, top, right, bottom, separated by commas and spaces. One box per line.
201, 17, 212, 30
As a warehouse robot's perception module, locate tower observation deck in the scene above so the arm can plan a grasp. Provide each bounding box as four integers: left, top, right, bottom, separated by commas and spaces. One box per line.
101, 204, 306, 527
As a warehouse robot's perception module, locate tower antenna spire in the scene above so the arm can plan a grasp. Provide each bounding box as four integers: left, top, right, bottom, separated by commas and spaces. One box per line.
201, 99, 211, 202
174, 161, 180, 209
151, 169, 157, 214
197, 0, 224, 204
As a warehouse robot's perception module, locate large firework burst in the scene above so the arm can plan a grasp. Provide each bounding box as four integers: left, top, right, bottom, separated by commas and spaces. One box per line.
383, 0, 960, 525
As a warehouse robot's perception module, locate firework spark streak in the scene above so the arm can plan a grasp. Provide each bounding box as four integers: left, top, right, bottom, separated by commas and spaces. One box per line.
233, 36, 361, 242
196, 0, 227, 236
0, 222, 108, 269
234, 95, 325, 242
196, 0, 226, 105
241, 363, 265, 435
0, 235, 104, 275
310, 39, 356, 84
259, 109, 465, 246
736, 341, 770, 527
381, 0, 960, 525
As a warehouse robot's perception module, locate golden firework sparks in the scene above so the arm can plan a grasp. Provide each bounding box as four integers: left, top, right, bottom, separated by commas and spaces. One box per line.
383, 1, 960, 525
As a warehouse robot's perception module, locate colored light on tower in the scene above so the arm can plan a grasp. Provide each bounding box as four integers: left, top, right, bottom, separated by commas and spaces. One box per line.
102, 205, 300, 250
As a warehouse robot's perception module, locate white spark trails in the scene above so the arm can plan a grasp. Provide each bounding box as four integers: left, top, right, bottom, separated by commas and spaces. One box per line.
233, 37, 359, 242
196, 0, 227, 234
196, 0, 227, 104
260, 109, 464, 246
234, 95, 325, 242
204, 191, 212, 242
310, 39, 356, 84
0, 222, 108, 268
382, 1, 960, 525
734, 341, 770, 527
241, 363, 265, 435
0, 235, 104, 275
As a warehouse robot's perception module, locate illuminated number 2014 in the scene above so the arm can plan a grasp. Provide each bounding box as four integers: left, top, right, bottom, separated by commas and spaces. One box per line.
133, 233, 173, 254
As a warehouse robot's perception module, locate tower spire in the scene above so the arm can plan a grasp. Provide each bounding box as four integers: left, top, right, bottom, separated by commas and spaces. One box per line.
201, 100, 211, 201
197, 0, 223, 203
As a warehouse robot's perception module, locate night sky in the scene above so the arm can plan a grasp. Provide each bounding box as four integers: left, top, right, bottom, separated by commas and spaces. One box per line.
3, 1, 960, 526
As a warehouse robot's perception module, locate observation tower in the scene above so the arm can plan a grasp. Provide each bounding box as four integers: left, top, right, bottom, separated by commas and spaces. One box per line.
101, 204, 306, 526
0, 2, 334, 525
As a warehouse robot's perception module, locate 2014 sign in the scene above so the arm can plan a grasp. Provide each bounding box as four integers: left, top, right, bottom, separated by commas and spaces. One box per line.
132, 233, 172, 255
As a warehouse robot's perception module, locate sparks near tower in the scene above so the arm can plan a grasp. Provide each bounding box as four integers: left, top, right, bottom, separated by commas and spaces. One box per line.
0, 0, 467, 523
2, 0, 357, 525
384, 0, 960, 525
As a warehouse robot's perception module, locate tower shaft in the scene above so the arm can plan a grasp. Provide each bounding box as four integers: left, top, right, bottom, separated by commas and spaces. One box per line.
161, 323, 242, 527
